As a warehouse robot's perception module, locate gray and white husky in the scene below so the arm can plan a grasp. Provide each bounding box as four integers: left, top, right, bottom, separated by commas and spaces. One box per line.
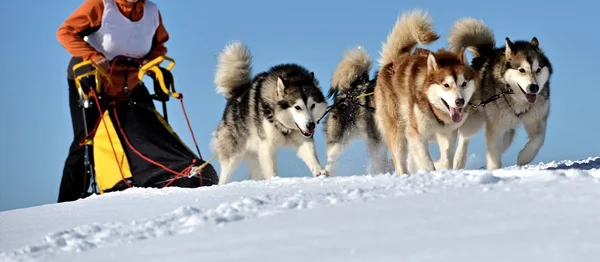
211, 42, 329, 185
322, 47, 390, 176
446, 18, 553, 170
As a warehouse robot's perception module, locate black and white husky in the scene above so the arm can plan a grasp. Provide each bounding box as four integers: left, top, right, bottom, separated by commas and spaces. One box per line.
447, 18, 553, 170
211, 42, 329, 185
322, 47, 390, 176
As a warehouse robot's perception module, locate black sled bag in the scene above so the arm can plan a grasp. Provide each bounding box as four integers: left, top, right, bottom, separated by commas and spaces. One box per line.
92, 100, 217, 193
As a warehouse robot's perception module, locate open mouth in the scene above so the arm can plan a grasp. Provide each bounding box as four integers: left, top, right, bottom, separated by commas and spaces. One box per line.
441, 99, 463, 123
295, 122, 314, 137
518, 84, 537, 103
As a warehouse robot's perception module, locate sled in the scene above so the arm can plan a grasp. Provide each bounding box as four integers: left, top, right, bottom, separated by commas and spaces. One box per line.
72, 55, 218, 195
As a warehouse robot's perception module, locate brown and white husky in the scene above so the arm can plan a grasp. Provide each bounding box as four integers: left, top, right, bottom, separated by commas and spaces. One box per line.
373, 9, 480, 176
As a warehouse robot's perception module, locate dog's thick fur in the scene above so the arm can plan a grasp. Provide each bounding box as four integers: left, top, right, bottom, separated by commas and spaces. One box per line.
322, 47, 389, 176
211, 42, 328, 185
374, 9, 480, 176
447, 18, 553, 170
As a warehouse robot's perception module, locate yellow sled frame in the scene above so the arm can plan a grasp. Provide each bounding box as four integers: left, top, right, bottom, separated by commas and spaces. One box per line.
72, 56, 180, 102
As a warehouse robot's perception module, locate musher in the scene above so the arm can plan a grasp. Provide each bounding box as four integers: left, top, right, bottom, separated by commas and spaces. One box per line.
56, 0, 169, 202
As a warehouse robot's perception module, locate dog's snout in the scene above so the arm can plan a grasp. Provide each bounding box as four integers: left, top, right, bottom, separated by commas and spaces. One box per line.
529, 84, 539, 93
455, 98, 465, 107
306, 122, 315, 131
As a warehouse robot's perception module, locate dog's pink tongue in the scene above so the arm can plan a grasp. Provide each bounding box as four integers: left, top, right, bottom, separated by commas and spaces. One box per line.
450, 107, 463, 123
526, 94, 537, 103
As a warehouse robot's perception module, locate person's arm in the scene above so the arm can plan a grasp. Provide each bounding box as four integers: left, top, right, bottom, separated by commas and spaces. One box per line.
56, 0, 106, 63
145, 11, 170, 62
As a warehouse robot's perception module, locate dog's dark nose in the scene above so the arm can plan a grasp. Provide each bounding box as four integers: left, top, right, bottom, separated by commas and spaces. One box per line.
306, 122, 315, 131
455, 98, 465, 107
529, 84, 539, 93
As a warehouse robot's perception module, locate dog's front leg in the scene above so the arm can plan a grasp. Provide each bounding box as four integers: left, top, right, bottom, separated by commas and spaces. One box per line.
297, 139, 326, 177
517, 119, 546, 166
408, 132, 435, 172
485, 122, 504, 170
453, 112, 484, 169
435, 130, 457, 170
245, 152, 264, 180
258, 142, 278, 179
453, 132, 470, 169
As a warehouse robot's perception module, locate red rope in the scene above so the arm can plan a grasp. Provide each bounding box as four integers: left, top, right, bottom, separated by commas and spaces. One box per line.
91, 92, 133, 188
111, 103, 196, 187
77, 55, 125, 147
78, 110, 103, 147
178, 97, 204, 186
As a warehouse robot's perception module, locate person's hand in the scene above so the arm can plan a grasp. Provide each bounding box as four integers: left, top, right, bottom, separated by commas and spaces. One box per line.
96, 58, 110, 72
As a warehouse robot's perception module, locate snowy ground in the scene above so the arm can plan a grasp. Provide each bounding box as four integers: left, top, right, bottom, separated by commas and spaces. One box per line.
1, 157, 599, 262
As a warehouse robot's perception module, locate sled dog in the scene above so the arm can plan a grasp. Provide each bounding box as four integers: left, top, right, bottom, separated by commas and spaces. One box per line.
374, 9, 480, 176
447, 18, 553, 170
211, 42, 329, 185
322, 47, 390, 176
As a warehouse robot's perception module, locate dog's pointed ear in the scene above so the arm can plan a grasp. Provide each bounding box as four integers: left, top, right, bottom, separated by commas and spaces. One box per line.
309, 71, 320, 87
276, 76, 286, 97
505, 37, 515, 59
530, 37, 539, 48
427, 53, 439, 72
457, 47, 468, 65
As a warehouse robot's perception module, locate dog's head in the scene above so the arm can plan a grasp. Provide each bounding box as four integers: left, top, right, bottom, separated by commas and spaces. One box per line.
275, 73, 327, 138
502, 37, 552, 104
424, 48, 479, 123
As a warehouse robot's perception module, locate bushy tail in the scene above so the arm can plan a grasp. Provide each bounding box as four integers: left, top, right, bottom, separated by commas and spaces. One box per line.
214, 41, 252, 99
330, 46, 372, 94
378, 9, 439, 66
447, 18, 495, 58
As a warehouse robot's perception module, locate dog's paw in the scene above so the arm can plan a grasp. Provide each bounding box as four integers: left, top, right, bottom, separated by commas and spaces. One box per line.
314, 169, 330, 178
433, 159, 446, 171
517, 152, 534, 166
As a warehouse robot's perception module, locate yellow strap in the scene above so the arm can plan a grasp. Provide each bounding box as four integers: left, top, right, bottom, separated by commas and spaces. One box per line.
354, 91, 374, 99
138, 56, 182, 99
190, 155, 218, 175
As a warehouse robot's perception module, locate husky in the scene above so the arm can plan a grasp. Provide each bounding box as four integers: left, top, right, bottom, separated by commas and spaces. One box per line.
211, 42, 329, 185
322, 47, 390, 176
447, 18, 553, 170
373, 9, 480, 176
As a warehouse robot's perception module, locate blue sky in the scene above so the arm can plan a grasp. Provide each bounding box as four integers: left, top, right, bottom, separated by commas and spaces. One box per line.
0, 0, 597, 212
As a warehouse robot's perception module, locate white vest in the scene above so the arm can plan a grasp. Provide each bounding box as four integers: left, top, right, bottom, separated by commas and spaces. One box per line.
85, 0, 159, 61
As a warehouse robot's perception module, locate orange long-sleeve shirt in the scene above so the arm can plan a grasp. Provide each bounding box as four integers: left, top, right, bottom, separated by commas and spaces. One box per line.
57, 0, 169, 96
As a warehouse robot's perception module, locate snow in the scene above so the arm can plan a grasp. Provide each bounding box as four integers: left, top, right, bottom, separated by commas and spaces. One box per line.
1, 157, 599, 262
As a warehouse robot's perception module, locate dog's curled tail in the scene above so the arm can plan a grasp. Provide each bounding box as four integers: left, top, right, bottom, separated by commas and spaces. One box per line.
378, 8, 439, 67
448, 18, 495, 58
214, 41, 252, 99
330, 46, 372, 93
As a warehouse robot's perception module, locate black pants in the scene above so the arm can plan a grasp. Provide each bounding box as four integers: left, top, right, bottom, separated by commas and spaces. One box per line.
58, 57, 156, 203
